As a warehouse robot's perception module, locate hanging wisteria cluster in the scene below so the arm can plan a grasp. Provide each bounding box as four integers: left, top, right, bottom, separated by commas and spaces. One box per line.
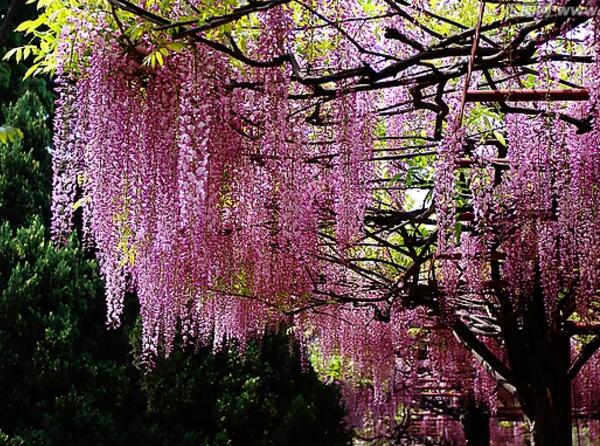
51, 8, 375, 361
46, 0, 600, 443
423, 42, 600, 446
434, 106, 600, 317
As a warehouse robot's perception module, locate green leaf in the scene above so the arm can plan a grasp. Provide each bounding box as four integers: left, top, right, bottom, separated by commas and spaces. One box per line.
493, 131, 506, 147
15, 21, 33, 32
23, 64, 41, 79
2, 47, 19, 61
0, 126, 24, 144
155, 51, 164, 66
71, 197, 88, 211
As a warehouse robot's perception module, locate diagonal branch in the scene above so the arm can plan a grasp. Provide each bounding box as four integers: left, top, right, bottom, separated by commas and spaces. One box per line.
452, 320, 518, 396
568, 335, 600, 381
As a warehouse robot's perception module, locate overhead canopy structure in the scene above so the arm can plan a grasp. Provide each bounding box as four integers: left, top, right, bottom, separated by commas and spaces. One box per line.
29, 0, 600, 444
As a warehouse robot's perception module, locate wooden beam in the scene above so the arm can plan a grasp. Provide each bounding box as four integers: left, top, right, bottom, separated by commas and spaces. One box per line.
465, 89, 589, 102
436, 251, 506, 261
458, 0, 486, 125
565, 321, 600, 336
456, 157, 511, 167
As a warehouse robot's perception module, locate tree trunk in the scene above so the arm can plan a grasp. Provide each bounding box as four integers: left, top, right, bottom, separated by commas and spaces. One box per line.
461, 399, 489, 446
526, 370, 572, 446
499, 276, 573, 446
527, 310, 572, 444
522, 297, 572, 446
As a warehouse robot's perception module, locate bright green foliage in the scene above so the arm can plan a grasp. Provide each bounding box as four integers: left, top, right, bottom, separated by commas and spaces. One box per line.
3, 0, 82, 77
6, 0, 258, 74
0, 125, 23, 143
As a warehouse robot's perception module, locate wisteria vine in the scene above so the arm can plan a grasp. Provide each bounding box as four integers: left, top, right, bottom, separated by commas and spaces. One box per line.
47, 0, 600, 443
